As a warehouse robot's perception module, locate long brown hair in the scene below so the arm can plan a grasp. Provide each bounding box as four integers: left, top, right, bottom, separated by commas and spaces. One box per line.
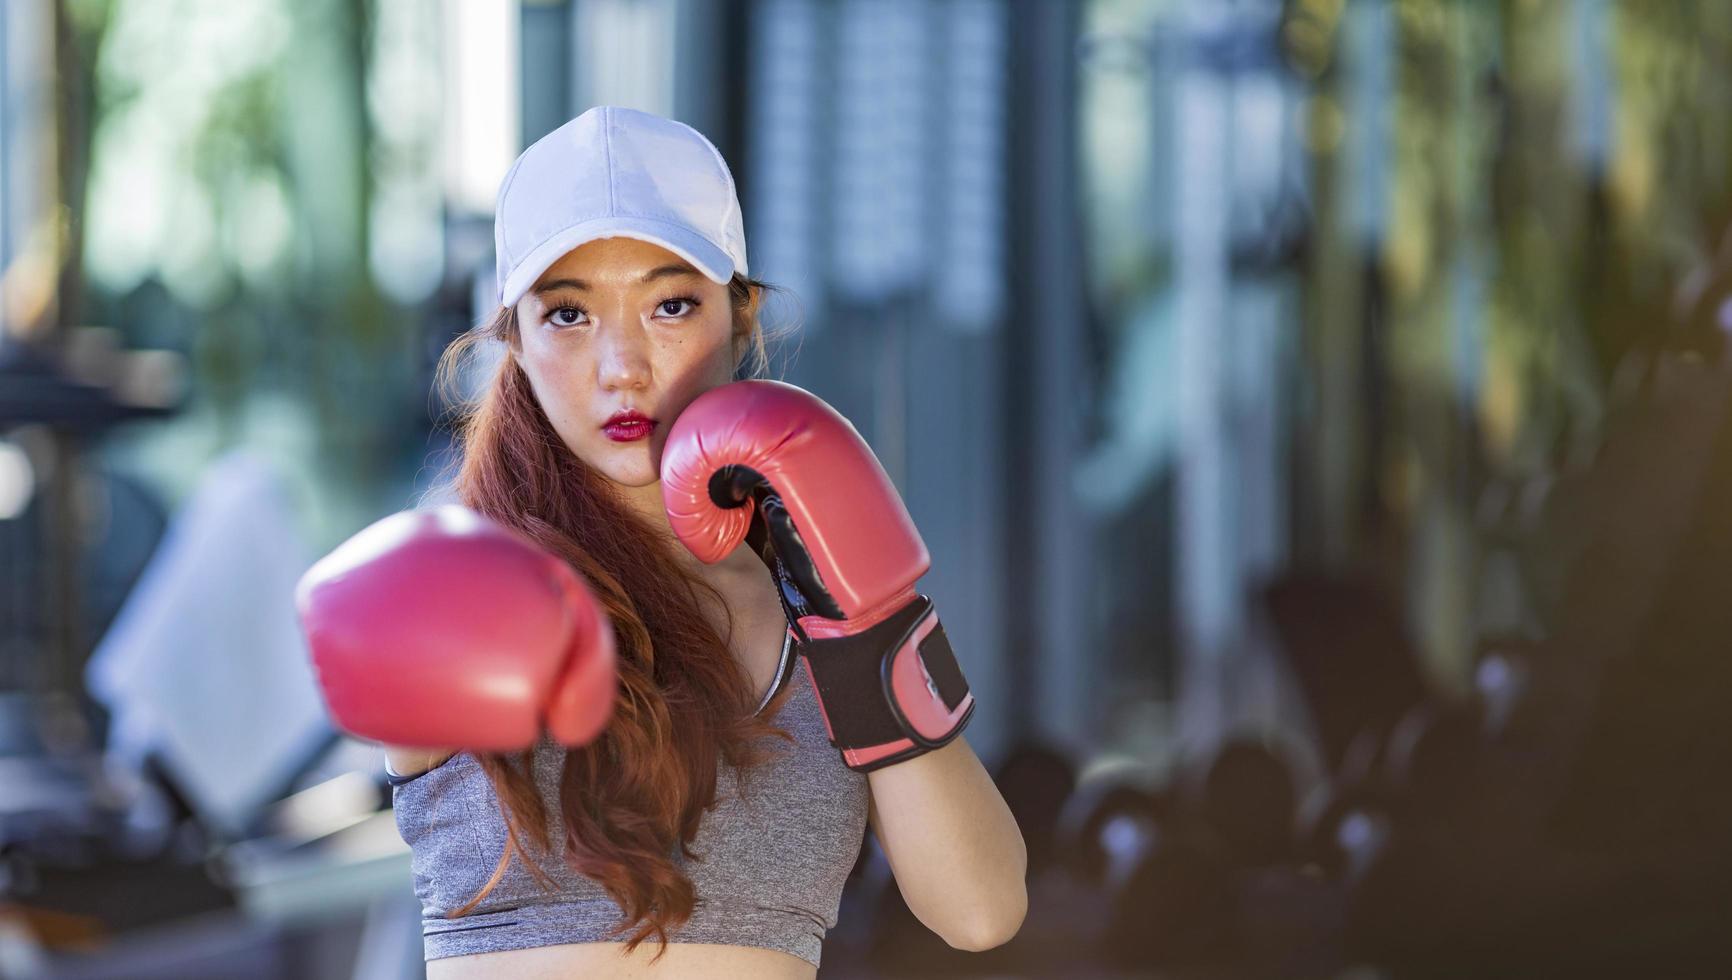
430, 272, 798, 958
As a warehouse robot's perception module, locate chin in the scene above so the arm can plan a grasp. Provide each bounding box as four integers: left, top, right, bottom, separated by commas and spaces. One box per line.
592, 454, 660, 489
567, 431, 664, 489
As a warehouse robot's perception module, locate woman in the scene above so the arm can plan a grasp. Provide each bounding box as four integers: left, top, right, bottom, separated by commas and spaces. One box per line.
298, 106, 1026, 978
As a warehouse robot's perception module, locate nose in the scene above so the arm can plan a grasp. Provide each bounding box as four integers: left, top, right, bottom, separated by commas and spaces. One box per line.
594, 313, 651, 392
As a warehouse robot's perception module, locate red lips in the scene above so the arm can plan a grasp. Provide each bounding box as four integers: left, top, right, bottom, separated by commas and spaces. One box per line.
602, 410, 657, 443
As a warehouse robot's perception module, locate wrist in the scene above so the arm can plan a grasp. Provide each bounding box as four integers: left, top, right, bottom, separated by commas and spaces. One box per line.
797, 594, 975, 772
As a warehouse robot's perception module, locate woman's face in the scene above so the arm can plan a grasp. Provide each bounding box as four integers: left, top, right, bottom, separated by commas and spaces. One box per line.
513, 236, 738, 490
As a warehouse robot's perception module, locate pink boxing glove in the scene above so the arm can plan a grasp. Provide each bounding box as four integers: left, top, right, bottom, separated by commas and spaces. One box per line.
295, 506, 617, 752
661, 380, 974, 772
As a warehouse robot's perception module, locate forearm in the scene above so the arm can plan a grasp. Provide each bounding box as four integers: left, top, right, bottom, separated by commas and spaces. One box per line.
867, 735, 1028, 950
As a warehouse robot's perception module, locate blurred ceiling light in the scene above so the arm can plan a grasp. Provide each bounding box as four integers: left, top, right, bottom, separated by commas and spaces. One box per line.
0, 439, 35, 520
441, 0, 520, 214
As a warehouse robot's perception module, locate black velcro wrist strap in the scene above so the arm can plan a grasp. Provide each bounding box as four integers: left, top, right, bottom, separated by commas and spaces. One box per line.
799, 595, 972, 753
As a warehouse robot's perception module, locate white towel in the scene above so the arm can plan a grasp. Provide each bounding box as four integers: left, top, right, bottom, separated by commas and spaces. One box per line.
85, 450, 331, 836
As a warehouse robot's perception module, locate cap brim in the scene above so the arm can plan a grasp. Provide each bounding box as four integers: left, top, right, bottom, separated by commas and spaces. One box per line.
499, 216, 735, 307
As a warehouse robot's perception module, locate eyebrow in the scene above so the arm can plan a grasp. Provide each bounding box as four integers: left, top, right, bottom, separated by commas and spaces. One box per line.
533, 264, 701, 295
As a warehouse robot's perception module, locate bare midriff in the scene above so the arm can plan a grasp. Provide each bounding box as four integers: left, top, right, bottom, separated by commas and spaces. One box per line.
424, 941, 817, 979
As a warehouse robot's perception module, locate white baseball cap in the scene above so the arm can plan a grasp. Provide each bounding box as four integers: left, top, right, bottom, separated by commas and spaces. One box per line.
492, 105, 749, 308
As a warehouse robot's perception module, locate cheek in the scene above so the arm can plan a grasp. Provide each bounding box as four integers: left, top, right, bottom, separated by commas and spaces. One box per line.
655, 314, 738, 389
516, 336, 588, 426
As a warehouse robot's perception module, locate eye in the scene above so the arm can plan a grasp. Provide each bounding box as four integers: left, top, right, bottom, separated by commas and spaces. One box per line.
547, 305, 586, 327
657, 296, 700, 318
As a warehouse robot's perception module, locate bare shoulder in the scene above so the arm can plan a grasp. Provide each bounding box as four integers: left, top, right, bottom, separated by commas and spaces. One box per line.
383, 744, 458, 778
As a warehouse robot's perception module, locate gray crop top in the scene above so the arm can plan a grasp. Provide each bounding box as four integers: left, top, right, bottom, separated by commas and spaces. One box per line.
387, 631, 871, 967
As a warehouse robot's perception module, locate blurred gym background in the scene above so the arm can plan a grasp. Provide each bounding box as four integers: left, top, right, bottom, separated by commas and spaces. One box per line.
3, 0, 1731, 976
